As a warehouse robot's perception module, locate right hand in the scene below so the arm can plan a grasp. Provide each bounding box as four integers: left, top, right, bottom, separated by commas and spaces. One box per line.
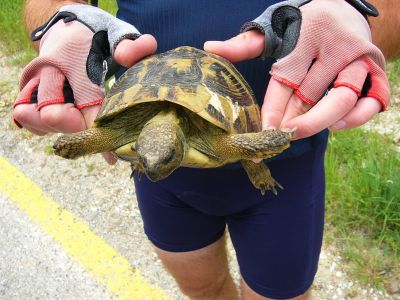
206, 0, 389, 140
12, 4, 157, 164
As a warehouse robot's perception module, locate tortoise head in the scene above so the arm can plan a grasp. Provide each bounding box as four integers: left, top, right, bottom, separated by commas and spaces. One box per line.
135, 121, 186, 181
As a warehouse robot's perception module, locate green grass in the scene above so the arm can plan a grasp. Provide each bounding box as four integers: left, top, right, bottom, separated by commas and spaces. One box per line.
325, 129, 400, 286
43, 144, 54, 155
98, 0, 118, 15
0, 0, 399, 290
387, 59, 400, 91
0, 0, 35, 65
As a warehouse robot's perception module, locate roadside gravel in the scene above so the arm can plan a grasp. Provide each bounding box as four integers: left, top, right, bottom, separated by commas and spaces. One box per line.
0, 51, 398, 299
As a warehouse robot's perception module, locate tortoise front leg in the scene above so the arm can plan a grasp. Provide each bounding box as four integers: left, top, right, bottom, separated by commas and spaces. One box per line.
210, 129, 292, 195
241, 160, 282, 195
213, 129, 294, 161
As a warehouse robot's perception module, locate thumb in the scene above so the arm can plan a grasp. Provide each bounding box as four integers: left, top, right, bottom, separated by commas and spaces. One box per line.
114, 34, 157, 68
204, 30, 264, 62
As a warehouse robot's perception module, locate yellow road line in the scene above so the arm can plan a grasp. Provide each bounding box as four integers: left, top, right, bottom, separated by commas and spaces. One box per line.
0, 156, 169, 300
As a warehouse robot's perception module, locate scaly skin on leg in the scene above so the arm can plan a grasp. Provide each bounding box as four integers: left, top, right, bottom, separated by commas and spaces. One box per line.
241, 160, 282, 195
53, 127, 119, 159
210, 129, 292, 194
212, 129, 293, 162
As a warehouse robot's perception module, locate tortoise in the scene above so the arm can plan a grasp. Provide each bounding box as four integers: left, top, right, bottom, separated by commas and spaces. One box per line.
53, 46, 293, 194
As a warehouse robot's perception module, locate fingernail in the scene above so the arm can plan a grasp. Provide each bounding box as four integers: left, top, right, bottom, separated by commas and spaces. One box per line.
13, 118, 23, 129
204, 41, 220, 51
331, 120, 346, 131
282, 127, 296, 133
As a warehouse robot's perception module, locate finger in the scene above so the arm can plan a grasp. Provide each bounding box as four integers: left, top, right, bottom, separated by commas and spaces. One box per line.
295, 58, 369, 107
363, 62, 390, 111
81, 105, 102, 129
40, 103, 87, 133
14, 77, 38, 129
260, 77, 294, 130
282, 59, 370, 126
101, 152, 118, 165
283, 86, 358, 139
33, 65, 86, 133
293, 59, 340, 106
280, 94, 312, 126
13, 103, 54, 133
114, 34, 157, 68
333, 59, 369, 96
330, 97, 381, 131
37, 66, 69, 110
15, 78, 40, 107
204, 30, 264, 62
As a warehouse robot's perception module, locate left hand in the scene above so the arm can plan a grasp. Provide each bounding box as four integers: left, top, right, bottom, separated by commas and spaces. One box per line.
204, 0, 390, 140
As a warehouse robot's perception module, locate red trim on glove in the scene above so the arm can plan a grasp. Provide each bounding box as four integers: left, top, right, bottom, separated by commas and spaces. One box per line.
75, 98, 103, 110
12, 99, 31, 109
271, 74, 300, 90
36, 98, 67, 110
333, 82, 362, 97
367, 92, 388, 111
294, 90, 317, 106
272, 74, 317, 106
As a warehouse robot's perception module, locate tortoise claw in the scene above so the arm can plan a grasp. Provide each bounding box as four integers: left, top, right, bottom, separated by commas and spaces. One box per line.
259, 180, 281, 196
130, 166, 135, 179
130, 163, 144, 181
271, 186, 277, 196
241, 160, 283, 196
275, 180, 283, 191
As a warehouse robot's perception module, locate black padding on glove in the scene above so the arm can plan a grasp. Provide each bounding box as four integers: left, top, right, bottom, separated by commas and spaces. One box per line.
31, 12, 78, 41
28, 80, 75, 104
87, 31, 122, 85
271, 6, 302, 58
345, 0, 379, 17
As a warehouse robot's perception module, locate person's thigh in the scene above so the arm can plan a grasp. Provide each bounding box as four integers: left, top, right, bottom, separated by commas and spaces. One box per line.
227, 141, 326, 300
133, 175, 237, 298
133, 171, 227, 252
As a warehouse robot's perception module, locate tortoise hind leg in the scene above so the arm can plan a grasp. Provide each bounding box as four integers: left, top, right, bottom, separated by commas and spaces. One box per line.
241, 160, 283, 195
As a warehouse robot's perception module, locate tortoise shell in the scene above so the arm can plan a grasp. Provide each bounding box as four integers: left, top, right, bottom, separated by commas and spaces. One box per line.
95, 46, 261, 134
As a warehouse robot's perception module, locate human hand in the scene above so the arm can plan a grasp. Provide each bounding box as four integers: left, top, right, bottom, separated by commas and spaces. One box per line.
204, 0, 390, 140
12, 4, 157, 164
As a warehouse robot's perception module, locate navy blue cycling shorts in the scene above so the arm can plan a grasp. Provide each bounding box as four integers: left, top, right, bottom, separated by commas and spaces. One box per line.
133, 136, 327, 299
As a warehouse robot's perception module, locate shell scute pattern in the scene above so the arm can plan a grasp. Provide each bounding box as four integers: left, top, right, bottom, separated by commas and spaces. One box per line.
95, 46, 261, 134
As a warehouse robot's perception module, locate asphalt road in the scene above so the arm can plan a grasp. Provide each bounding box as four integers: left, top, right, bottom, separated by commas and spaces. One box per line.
0, 193, 114, 300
